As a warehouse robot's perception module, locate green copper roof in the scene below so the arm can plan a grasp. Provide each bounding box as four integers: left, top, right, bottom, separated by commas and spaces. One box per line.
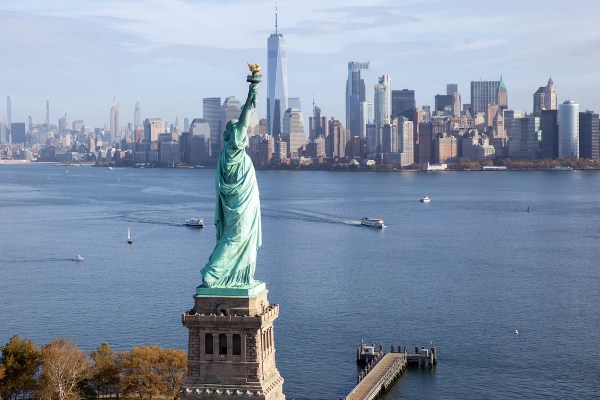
498, 75, 506, 90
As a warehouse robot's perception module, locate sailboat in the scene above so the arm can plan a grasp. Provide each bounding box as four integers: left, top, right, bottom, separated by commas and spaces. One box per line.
127, 227, 133, 244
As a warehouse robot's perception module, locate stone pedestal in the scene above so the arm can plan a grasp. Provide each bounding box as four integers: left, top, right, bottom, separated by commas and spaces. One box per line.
180, 284, 285, 399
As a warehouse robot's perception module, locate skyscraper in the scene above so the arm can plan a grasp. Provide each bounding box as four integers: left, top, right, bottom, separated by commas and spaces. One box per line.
579, 110, 599, 160
110, 102, 121, 144
541, 109, 559, 159
533, 78, 558, 117
203, 97, 222, 157
391, 89, 416, 122
267, 7, 288, 136
134, 101, 141, 129
374, 75, 391, 152
328, 118, 346, 158
309, 105, 327, 140
470, 79, 500, 114
346, 62, 375, 137
282, 108, 306, 157
558, 100, 579, 158
46, 100, 50, 126
6, 96, 12, 140
497, 76, 508, 110
446, 83, 458, 96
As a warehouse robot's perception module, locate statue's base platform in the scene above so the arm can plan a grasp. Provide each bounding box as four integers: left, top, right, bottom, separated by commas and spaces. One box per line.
181, 281, 285, 399
195, 281, 266, 298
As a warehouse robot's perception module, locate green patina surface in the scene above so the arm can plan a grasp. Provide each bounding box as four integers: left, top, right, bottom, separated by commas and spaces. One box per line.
200, 76, 262, 289
196, 281, 266, 298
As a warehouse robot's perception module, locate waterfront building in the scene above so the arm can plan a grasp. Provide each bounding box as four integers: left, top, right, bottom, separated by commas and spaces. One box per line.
399, 118, 414, 167
540, 109, 559, 159
503, 109, 524, 138
533, 78, 558, 117
267, 9, 289, 136
380, 120, 397, 154
274, 135, 288, 163
328, 118, 346, 159
143, 118, 164, 142
305, 136, 326, 158
258, 134, 275, 165
508, 117, 541, 159
346, 61, 376, 137
433, 133, 458, 164
470, 79, 500, 114
6, 96, 12, 137
346, 136, 365, 159
417, 122, 433, 164
558, 100, 579, 158
282, 108, 306, 158
203, 97, 222, 157
579, 110, 599, 160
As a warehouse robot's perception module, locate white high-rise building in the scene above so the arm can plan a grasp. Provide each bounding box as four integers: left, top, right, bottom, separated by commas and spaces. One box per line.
282, 108, 306, 158
134, 101, 141, 129
374, 74, 391, 152
559, 100, 579, 158
399, 118, 414, 166
267, 7, 288, 136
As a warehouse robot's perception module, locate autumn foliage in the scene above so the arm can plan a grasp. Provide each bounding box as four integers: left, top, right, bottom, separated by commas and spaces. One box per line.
0, 336, 187, 400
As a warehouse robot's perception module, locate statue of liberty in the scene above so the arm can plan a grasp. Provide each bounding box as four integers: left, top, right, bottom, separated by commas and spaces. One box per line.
200, 65, 262, 288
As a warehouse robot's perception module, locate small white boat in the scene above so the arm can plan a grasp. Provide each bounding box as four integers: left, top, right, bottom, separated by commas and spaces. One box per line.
127, 227, 133, 244
420, 196, 431, 203
360, 217, 384, 229
185, 218, 205, 228
72, 255, 85, 261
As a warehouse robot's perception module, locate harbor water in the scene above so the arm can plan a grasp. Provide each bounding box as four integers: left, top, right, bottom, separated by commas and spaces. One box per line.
0, 164, 599, 399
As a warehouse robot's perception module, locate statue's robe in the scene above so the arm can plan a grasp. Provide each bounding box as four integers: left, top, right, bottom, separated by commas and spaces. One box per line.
201, 122, 261, 288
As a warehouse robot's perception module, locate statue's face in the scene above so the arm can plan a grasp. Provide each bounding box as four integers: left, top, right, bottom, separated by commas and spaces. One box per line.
224, 120, 238, 141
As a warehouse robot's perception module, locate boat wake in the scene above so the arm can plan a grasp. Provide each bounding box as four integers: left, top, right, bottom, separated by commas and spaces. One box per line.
262, 206, 361, 226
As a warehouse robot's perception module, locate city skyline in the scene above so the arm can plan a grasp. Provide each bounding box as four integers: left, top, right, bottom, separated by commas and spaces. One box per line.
1, 0, 600, 128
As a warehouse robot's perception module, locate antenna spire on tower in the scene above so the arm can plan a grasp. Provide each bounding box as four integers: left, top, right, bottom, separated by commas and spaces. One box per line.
275, 1, 278, 35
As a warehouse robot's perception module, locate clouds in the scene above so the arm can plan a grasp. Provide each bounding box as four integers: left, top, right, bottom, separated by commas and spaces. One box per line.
1, 0, 600, 127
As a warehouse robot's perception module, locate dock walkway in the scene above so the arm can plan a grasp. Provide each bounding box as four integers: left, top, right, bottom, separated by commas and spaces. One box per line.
346, 352, 407, 400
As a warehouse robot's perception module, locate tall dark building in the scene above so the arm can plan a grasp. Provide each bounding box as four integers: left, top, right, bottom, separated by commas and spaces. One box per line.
391, 89, 416, 122
10, 123, 26, 144
434, 95, 453, 113
540, 110, 559, 159
579, 110, 600, 160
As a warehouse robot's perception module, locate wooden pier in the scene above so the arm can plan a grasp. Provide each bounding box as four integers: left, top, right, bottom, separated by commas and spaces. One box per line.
347, 352, 407, 400
346, 344, 437, 400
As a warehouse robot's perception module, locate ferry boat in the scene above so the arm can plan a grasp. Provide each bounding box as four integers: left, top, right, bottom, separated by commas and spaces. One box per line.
420, 196, 431, 203
72, 255, 85, 261
184, 218, 205, 228
360, 217, 384, 229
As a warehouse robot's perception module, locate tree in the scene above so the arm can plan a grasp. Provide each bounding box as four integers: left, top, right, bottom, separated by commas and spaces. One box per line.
119, 346, 164, 400
157, 348, 187, 398
89, 342, 120, 398
38, 338, 90, 400
0, 335, 41, 400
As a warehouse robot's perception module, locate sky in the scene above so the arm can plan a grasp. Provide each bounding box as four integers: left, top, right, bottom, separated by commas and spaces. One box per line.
1, 0, 600, 129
